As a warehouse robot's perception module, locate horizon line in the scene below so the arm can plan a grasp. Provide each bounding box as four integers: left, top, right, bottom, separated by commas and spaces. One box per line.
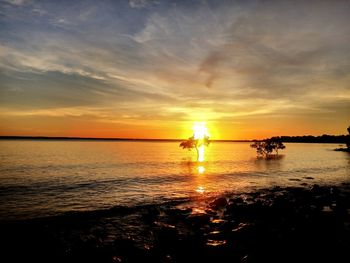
0, 135, 348, 143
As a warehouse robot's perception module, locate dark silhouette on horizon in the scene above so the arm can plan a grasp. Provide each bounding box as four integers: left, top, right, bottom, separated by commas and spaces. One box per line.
347, 126, 350, 149
180, 135, 210, 161
268, 134, 349, 144
334, 126, 350, 152
250, 138, 286, 158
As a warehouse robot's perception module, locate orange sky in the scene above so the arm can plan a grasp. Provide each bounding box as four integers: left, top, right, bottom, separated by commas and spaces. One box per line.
0, 114, 348, 140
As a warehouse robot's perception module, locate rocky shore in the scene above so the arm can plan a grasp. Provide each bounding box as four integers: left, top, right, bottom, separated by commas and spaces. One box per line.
1, 183, 350, 263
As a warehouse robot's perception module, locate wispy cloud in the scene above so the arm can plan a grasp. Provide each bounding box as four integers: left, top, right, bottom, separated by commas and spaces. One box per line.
129, 0, 157, 9
3, 0, 28, 6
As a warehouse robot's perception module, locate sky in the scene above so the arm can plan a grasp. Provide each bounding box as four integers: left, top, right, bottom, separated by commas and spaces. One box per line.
0, 0, 349, 140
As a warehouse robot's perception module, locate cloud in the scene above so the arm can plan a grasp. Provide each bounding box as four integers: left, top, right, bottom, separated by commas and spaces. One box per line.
129, 0, 157, 9
3, 0, 28, 6
198, 50, 225, 88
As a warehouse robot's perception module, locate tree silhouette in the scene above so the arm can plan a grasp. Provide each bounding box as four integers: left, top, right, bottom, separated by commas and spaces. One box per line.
347, 126, 350, 149
250, 139, 286, 158
180, 135, 210, 161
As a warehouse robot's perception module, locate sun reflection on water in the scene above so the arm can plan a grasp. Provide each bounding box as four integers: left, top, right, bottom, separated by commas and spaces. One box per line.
196, 186, 205, 194
195, 165, 206, 194
197, 145, 205, 162
193, 122, 209, 162
197, 165, 205, 174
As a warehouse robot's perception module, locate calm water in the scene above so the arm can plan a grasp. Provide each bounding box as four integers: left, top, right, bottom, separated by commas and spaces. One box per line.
0, 140, 349, 220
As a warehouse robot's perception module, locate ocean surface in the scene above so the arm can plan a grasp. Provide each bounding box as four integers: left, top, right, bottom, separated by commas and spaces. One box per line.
0, 140, 349, 220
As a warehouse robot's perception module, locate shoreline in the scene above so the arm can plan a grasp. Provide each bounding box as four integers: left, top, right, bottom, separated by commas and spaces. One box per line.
1, 182, 350, 262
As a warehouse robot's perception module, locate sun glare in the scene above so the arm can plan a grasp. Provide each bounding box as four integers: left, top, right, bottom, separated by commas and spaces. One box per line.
193, 122, 209, 140
193, 122, 209, 162
197, 146, 205, 162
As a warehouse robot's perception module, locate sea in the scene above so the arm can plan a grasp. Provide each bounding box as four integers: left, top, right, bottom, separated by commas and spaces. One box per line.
0, 140, 349, 220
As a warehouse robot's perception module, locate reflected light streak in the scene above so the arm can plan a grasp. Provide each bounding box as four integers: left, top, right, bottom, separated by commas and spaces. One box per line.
197, 165, 205, 174
196, 186, 205, 194
193, 122, 209, 162
198, 145, 205, 162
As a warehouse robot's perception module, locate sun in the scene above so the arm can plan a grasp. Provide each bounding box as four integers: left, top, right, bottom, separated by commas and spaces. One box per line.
193, 122, 209, 140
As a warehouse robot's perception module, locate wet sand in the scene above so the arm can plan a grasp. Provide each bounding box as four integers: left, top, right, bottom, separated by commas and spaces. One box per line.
1, 183, 350, 263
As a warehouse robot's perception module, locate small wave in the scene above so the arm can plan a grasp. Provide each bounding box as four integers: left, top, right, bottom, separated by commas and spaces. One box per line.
0, 197, 192, 223
0, 173, 192, 197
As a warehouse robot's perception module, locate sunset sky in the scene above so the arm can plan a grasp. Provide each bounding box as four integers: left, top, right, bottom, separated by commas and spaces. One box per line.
0, 0, 349, 140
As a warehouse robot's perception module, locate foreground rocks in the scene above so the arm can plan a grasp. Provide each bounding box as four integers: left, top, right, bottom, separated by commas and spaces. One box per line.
1, 184, 350, 263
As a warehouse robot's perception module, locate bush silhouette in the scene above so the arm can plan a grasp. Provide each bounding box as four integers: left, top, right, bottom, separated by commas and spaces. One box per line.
180, 135, 209, 161
251, 139, 286, 158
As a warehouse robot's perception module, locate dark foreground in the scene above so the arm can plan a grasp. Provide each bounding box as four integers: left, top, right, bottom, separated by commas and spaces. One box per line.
1, 184, 350, 263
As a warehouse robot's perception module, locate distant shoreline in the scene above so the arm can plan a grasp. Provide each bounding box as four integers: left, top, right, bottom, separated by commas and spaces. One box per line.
0, 135, 348, 144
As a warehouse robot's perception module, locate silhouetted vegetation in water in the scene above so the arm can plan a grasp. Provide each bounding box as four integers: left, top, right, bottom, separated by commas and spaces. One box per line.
250, 139, 286, 158
180, 135, 210, 161
251, 126, 350, 153
334, 126, 350, 152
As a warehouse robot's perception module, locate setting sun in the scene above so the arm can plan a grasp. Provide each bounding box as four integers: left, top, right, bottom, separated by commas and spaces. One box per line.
193, 122, 209, 140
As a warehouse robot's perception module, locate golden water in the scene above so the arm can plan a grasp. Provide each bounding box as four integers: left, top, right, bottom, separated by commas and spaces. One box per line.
0, 140, 349, 219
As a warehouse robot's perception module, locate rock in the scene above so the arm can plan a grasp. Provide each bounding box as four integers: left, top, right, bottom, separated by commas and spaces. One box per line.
187, 213, 211, 225
322, 206, 332, 213
230, 197, 245, 205
311, 184, 322, 194
330, 187, 339, 196
210, 218, 226, 224
165, 208, 191, 217
210, 197, 228, 210
206, 239, 227, 247
141, 207, 159, 223
271, 186, 282, 192
157, 224, 178, 243
241, 255, 249, 263
205, 208, 218, 216
232, 222, 251, 233
154, 221, 176, 229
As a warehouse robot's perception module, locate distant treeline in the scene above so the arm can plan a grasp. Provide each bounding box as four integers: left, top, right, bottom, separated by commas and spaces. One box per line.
268, 135, 349, 144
